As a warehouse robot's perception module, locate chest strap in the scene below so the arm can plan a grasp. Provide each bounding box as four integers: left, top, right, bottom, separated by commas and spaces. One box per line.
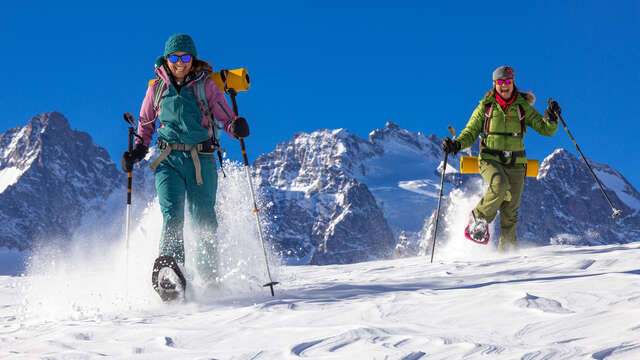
149, 140, 224, 186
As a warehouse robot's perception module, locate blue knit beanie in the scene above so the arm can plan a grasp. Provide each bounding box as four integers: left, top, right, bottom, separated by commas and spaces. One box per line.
163, 34, 198, 58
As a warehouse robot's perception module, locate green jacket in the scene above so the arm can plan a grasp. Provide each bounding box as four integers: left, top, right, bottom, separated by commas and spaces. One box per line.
456, 92, 558, 165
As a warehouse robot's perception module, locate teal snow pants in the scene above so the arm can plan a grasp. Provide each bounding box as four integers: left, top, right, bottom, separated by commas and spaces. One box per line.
154, 151, 218, 280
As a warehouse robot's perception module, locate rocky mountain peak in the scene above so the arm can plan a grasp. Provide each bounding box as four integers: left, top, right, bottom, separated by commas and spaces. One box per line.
0, 112, 121, 251
538, 148, 577, 179
369, 121, 442, 160
1, 114, 638, 263
27, 111, 69, 133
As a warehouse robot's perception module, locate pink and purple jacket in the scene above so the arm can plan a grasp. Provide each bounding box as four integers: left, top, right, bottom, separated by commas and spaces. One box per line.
136, 65, 236, 146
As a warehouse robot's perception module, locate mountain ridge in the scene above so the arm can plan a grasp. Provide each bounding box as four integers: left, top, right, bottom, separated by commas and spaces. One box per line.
1, 112, 638, 265
0, 112, 121, 250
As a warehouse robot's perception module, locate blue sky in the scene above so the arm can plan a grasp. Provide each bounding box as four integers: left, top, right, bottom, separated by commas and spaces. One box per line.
1, 2, 639, 191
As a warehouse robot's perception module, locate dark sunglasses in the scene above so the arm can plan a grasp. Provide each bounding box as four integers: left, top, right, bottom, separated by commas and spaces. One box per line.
167, 54, 193, 63
496, 79, 513, 85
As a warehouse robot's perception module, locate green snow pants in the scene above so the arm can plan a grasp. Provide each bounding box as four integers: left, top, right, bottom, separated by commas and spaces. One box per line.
474, 159, 526, 252
154, 151, 219, 280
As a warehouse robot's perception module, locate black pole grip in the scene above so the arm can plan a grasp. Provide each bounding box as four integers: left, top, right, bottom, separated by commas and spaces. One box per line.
127, 127, 134, 152
229, 88, 250, 166
228, 88, 239, 117
126, 126, 134, 205
240, 138, 250, 166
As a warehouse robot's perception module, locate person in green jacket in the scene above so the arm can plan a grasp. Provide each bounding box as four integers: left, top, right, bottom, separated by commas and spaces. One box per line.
441, 66, 560, 251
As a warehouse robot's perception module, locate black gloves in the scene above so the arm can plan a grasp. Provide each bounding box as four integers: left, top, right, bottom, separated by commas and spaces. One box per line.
543, 100, 561, 123
121, 143, 148, 172
441, 137, 461, 154
230, 117, 250, 138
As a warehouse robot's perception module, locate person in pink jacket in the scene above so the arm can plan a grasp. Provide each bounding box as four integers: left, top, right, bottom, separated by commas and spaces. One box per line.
121, 34, 249, 301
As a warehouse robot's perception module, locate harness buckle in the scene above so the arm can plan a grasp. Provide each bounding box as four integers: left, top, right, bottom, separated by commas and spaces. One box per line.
503, 151, 513, 158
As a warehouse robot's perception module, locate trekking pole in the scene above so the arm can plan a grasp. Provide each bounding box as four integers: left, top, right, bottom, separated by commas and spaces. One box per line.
227, 88, 279, 296
123, 112, 137, 296
549, 98, 622, 218
430, 126, 456, 263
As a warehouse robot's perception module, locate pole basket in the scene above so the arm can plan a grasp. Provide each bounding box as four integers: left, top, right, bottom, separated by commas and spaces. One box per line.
264, 282, 280, 297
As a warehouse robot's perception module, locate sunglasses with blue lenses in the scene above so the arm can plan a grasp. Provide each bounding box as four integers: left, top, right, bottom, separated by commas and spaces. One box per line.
167, 54, 193, 63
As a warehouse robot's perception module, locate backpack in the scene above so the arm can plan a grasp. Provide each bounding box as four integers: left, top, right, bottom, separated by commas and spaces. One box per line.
480, 100, 526, 151
148, 75, 223, 146
148, 75, 226, 173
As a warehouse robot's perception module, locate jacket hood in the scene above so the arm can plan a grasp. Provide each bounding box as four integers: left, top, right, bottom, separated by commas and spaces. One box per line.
155, 64, 171, 83
520, 91, 536, 105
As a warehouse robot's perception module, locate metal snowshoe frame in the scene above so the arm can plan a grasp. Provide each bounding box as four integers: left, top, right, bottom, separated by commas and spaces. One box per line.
464, 213, 490, 245
152, 255, 187, 302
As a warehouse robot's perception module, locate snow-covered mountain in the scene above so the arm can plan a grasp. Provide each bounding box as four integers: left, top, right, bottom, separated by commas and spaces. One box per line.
252, 121, 461, 265
0, 112, 121, 250
251, 121, 640, 262
519, 149, 640, 244
1, 113, 639, 266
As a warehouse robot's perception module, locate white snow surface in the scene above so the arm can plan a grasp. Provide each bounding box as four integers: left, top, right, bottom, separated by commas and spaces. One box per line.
2, 237, 640, 358
0, 167, 24, 193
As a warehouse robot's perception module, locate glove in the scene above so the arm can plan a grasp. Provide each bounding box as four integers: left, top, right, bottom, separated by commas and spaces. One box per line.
543, 100, 561, 123
230, 117, 250, 138
121, 143, 148, 172
441, 137, 461, 154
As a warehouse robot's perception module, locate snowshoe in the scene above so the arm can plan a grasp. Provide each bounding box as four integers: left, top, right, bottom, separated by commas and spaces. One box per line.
464, 212, 490, 245
152, 255, 187, 302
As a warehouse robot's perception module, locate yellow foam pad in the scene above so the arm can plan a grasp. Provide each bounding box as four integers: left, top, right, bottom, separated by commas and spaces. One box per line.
460, 156, 539, 177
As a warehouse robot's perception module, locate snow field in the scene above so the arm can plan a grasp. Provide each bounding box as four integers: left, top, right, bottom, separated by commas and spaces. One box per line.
1, 161, 640, 359
2, 242, 640, 359
15, 162, 281, 323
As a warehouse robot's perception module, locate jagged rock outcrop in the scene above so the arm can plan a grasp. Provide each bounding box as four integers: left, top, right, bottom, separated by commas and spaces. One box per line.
2, 113, 638, 264
0, 112, 121, 250
253, 129, 396, 265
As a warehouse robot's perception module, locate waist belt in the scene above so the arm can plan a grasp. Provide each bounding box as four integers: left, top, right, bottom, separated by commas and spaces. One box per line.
150, 139, 224, 185
481, 149, 526, 166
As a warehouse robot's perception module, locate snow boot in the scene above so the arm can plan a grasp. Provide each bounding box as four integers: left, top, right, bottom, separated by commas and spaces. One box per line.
152, 255, 187, 302
464, 212, 490, 245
